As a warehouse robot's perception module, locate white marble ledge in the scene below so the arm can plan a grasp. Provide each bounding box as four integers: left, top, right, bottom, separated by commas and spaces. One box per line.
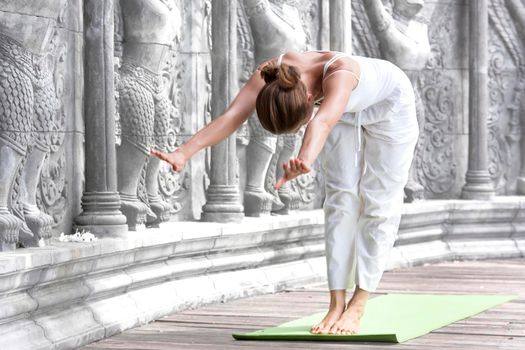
401, 196, 525, 215
0, 210, 325, 275
1, 197, 524, 275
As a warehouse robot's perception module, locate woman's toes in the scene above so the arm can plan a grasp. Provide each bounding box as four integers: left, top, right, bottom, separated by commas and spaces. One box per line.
319, 326, 330, 334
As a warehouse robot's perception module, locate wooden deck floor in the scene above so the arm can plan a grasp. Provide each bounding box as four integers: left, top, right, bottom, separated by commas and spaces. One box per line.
83, 258, 525, 349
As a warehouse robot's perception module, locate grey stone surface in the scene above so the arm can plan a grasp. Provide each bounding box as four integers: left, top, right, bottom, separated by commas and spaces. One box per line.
461, 0, 495, 199
74, 0, 128, 236
201, 0, 244, 222
0, 0, 519, 242
329, 0, 352, 52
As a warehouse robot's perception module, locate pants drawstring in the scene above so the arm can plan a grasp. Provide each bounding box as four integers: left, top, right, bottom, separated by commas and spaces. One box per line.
354, 111, 362, 167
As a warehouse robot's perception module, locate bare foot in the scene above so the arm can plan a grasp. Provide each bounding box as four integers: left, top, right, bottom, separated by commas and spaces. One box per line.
328, 287, 369, 335
310, 290, 346, 334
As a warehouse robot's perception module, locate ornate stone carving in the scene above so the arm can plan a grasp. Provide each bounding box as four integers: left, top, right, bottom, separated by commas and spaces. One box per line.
115, 0, 181, 229
351, 0, 381, 58
240, 0, 309, 217
35, 36, 68, 236
487, 0, 525, 194
363, 0, 436, 202
0, 0, 67, 250
503, 0, 525, 194
417, 3, 457, 197
160, 47, 187, 216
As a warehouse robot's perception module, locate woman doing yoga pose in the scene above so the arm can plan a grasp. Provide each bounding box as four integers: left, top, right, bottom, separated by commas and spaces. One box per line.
151, 50, 419, 335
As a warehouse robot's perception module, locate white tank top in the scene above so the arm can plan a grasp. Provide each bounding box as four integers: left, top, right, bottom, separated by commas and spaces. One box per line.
277, 51, 412, 165
305, 50, 410, 112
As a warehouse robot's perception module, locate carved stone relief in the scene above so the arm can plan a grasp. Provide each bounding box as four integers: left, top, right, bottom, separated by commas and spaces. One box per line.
0, 0, 68, 251
416, 3, 458, 197
487, 0, 525, 194
115, 0, 181, 230
360, 0, 438, 201
239, 0, 306, 217
354, 0, 460, 198
160, 49, 189, 216
351, 0, 381, 58
35, 29, 68, 235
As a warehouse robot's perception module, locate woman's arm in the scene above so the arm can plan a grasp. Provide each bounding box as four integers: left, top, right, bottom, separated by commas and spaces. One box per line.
178, 68, 266, 159
151, 62, 268, 170
274, 70, 356, 189
297, 70, 356, 166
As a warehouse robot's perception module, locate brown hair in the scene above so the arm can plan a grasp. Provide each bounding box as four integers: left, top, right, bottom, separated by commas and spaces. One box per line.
255, 62, 312, 134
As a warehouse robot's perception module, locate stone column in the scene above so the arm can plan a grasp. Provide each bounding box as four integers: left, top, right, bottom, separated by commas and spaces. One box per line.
329, 0, 352, 53
506, 0, 525, 194
461, 0, 495, 199
74, 0, 128, 234
201, 0, 244, 222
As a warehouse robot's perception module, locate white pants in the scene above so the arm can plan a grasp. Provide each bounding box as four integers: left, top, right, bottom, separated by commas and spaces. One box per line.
318, 98, 419, 292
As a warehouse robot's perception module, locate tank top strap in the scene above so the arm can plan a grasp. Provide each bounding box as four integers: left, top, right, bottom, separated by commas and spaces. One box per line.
277, 53, 284, 67
323, 53, 350, 77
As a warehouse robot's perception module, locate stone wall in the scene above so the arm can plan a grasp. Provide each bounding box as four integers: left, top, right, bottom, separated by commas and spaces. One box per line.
0, 0, 84, 249
0, 0, 524, 250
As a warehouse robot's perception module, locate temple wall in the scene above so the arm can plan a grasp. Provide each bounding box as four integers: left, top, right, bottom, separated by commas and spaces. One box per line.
0, 0, 524, 249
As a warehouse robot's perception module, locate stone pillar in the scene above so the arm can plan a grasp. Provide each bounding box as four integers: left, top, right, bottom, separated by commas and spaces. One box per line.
461, 0, 495, 199
74, 0, 128, 234
329, 0, 352, 53
506, 0, 525, 194
201, 0, 244, 222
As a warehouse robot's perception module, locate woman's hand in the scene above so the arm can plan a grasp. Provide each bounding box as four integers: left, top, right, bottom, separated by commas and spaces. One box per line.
150, 147, 187, 172
274, 158, 311, 190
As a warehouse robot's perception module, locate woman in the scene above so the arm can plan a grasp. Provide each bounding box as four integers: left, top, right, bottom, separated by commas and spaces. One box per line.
151, 50, 419, 335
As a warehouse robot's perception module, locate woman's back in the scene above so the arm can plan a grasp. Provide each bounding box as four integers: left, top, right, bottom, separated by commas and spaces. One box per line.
345, 55, 411, 113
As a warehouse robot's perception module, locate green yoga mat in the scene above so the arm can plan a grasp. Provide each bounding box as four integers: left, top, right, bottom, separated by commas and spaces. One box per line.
232, 293, 517, 343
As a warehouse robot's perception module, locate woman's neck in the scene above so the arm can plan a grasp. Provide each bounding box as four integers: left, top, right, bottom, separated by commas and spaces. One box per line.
279, 50, 327, 102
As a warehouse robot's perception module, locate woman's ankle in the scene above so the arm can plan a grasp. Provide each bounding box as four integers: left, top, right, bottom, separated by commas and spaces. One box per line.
329, 289, 347, 310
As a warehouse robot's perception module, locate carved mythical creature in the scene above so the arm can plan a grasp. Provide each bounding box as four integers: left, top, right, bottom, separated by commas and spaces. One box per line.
364, 0, 436, 201
0, 0, 67, 250
242, 0, 308, 216
116, 0, 181, 229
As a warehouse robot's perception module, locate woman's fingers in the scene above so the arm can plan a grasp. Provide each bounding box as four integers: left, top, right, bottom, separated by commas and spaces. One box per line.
275, 176, 287, 190
299, 160, 311, 173
282, 162, 289, 174
291, 158, 299, 173
150, 147, 167, 162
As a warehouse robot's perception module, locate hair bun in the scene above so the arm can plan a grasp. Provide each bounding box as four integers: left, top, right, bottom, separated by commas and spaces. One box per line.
277, 64, 301, 91
260, 62, 301, 91
260, 64, 279, 84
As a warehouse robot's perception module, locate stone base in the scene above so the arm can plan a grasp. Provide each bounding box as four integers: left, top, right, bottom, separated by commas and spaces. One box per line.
201, 185, 244, 223
147, 196, 172, 227
74, 223, 129, 237
461, 171, 496, 199
243, 190, 274, 217
200, 211, 245, 223
1, 198, 525, 349
120, 197, 149, 231
517, 177, 525, 195
404, 179, 425, 202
